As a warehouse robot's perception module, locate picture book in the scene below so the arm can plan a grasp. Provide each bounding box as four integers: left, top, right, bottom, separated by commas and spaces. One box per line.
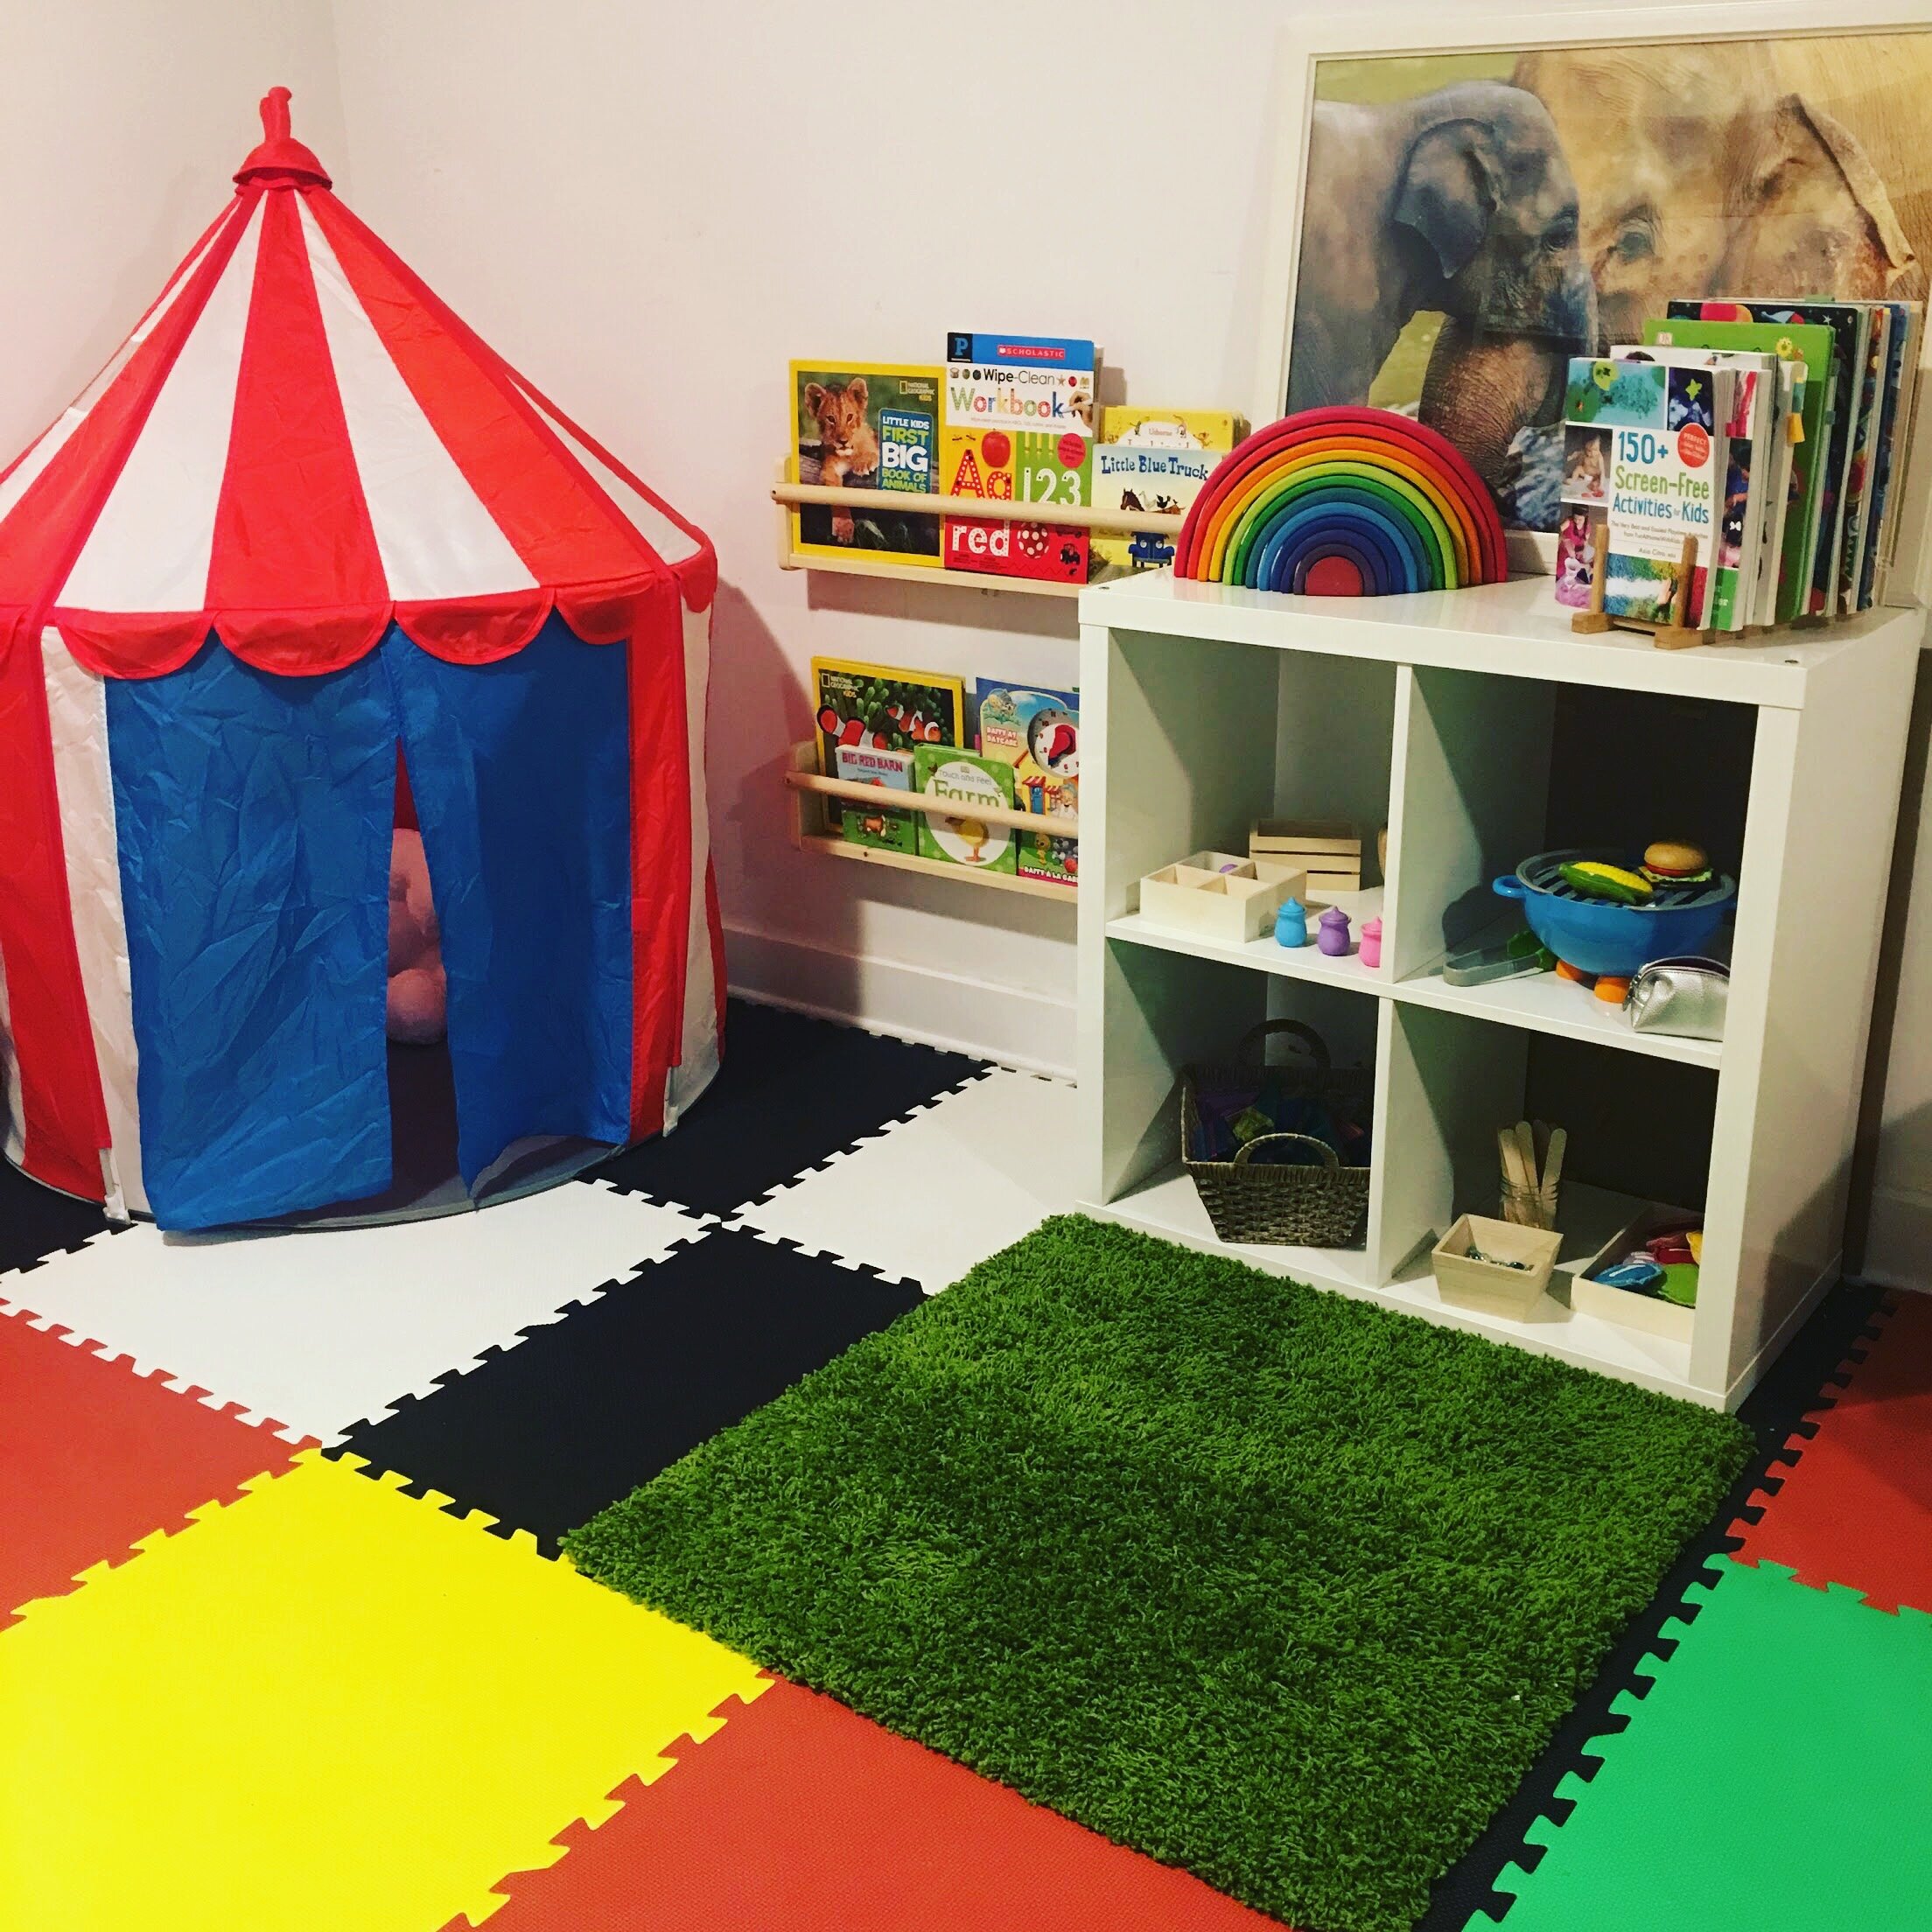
1839, 302, 1889, 613
1865, 300, 1924, 602
975, 681, 1079, 886
1560, 356, 1731, 626
834, 745, 916, 854
912, 744, 1017, 875
790, 364, 944, 569
810, 658, 964, 782
1620, 343, 1780, 628
1087, 409, 1243, 574
942, 333, 1096, 584
1670, 302, 1857, 617
1648, 316, 1837, 624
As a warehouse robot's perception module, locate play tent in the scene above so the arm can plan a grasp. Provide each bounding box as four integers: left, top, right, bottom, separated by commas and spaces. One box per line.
0, 90, 721, 1232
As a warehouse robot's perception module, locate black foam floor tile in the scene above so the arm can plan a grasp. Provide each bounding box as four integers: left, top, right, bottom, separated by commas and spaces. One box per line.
592, 998, 984, 1214
0, 1157, 109, 1278
331, 1224, 921, 1552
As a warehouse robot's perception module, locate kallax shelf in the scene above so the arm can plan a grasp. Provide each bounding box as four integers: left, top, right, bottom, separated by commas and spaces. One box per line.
1075, 570, 1924, 1410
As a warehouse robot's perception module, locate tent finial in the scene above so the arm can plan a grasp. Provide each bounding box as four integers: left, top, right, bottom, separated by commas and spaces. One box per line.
234, 84, 331, 190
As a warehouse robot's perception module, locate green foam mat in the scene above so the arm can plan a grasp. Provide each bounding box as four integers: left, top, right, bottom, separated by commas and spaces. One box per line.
1474, 1556, 1932, 1929
565, 1215, 1750, 1932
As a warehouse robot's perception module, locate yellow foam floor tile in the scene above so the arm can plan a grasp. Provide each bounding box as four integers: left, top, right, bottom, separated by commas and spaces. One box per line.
0, 1449, 768, 1931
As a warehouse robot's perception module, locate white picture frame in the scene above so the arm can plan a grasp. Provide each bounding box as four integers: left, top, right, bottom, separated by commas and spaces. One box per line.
1255, 1, 1932, 598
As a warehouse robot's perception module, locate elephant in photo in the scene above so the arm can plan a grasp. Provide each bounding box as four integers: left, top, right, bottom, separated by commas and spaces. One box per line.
1287, 82, 1594, 411
1418, 40, 1922, 522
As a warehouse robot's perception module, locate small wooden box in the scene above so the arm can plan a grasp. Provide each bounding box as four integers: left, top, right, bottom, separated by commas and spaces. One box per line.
1431, 1213, 1562, 1318
1138, 850, 1306, 944
1250, 818, 1362, 903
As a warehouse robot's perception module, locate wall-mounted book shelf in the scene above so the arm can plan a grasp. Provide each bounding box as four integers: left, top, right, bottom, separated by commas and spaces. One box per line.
784, 740, 1077, 905
772, 465, 1179, 598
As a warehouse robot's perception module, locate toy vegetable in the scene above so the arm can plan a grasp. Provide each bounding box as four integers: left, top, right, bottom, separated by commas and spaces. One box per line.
1558, 858, 1652, 904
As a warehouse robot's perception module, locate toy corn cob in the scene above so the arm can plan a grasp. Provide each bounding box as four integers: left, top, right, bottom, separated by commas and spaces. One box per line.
1558, 859, 1652, 905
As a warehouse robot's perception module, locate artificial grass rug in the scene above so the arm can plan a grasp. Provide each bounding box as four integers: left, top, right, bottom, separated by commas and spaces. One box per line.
564, 1216, 1751, 1932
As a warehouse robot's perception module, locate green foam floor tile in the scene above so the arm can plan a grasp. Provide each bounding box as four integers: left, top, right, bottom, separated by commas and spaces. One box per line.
1474, 1556, 1932, 1930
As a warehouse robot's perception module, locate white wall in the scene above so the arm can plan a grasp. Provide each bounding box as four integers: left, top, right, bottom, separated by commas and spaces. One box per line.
4, 0, 1928, 1257
0, 0, 347, 454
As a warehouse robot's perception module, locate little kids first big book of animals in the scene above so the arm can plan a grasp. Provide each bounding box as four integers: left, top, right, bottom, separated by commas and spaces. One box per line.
790, 363, 944, 570
1559, 356, 1732, 627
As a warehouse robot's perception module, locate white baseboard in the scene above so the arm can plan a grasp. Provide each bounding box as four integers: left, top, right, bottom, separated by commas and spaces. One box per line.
1863, 1182, 1932, 1293
722, 923, 1077, 1080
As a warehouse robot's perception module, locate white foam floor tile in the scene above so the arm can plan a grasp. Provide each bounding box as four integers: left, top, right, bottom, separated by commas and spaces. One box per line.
734, 1069, 1081, 1292
0, 1180, 708, 1444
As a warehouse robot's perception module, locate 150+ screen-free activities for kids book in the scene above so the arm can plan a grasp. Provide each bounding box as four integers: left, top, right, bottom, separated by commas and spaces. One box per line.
790, 363, 943, 570
1559, 356, 1732, 627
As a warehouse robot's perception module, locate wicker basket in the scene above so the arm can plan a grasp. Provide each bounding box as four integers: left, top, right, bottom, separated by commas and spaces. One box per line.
1180, 1019, 1372, 1247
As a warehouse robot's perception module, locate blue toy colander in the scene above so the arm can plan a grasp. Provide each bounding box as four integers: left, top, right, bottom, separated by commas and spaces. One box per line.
1492, 848, 1736, 978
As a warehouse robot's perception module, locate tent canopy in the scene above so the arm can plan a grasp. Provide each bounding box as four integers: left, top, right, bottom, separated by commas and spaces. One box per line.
0, 90, 721, 1228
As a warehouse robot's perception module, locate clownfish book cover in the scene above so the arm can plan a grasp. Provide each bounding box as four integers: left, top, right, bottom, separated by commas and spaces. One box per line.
1559, 356, 1732, 628
789, 363, 944, 570
975, 681, 1079, 886
941, 332, 1096, 584
810, 655, 965, 854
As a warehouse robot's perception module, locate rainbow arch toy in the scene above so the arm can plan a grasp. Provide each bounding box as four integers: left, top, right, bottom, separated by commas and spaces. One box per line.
1174, 407, 1508, 595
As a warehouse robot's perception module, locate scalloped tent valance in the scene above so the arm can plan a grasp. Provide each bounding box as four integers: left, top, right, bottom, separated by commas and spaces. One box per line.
0, 88, 716, 679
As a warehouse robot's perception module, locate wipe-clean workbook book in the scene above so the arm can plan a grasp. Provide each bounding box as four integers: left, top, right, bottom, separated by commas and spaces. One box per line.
1559, 356, 1730, 626
1090, 407, 1245, 573
1648, 316, 1837, 624
789, 363, 944, 569
1622, 341, 1781, 628
941, 332, 1096, 584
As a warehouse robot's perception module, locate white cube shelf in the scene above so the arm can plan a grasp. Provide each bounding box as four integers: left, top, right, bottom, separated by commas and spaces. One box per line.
1075, 571, 1924, 1410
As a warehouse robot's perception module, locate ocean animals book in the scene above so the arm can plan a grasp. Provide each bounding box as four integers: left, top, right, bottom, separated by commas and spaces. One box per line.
1560, 356, 1731, 626
1620, 343, 1780, 629
1648, 317, 1836, 625
942, 332, 1096, 584
1670, 301, 1857, 617
790, 363, 944, 568
1091, 408, 1245, 572
975, 681, 1079, 886
833, 745, 917, 854
811, 657, 964, 781
912, 744, 1018, 875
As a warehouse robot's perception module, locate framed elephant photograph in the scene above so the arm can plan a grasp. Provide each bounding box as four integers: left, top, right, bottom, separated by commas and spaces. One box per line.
1258, 3, 1932, 591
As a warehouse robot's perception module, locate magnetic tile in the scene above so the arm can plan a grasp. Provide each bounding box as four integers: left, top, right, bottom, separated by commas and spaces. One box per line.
0, 1153, 108, 1276
733, 1068, 1080, 1292
593, 998, 984, 1214
1471, 1557, 1932, 1931
0, 1305, 304, 1620
339, 1227, 919, 1551
476, 1677, 1278, 1930
1732, 1291, 1932, 1614
0, 1449, 769, 1932
0, 1180, 708, 1445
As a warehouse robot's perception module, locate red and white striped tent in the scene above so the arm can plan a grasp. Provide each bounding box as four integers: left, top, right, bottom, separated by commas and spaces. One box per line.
0, 90, 721, 1230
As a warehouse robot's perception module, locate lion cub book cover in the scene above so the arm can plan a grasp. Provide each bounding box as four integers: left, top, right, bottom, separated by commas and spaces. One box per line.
1559, 356, 1732, 627
941, 332, 1096, 584
790, 363, 943, 569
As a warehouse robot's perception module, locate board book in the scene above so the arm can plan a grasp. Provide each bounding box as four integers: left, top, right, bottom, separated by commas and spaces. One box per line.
912, 745, 1018, 875
976, 681, 1078, 886
833, 745, 917, 853
1560, 356, 1731, 626
942, 332, 1096, 584
1648, 316, 1836, 625
811, 657, 964, 777
790, 363, 944, 568
1091, 408, 1246, 572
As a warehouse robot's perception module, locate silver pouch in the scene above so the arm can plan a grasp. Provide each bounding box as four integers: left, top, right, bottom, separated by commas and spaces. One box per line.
1624, 956, 1728, 1040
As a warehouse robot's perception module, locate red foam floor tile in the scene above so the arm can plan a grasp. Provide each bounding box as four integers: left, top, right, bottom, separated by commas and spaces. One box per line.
1732, 1291, 1932, 1614
0, 1309, 307, 1620
473, 1677, 1282, 1929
